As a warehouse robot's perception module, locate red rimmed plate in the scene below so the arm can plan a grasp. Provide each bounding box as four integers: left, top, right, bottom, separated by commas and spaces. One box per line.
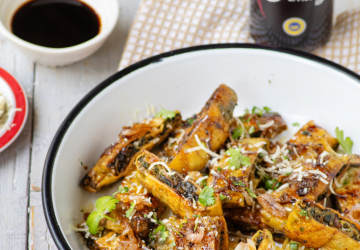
0, 67, 28, 152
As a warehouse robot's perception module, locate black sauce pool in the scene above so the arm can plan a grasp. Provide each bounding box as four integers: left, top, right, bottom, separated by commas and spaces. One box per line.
11, 0, 100, 48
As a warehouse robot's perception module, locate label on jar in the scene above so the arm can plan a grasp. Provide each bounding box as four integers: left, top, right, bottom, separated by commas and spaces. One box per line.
282, 17, 307, 36
250, 0, 333, 50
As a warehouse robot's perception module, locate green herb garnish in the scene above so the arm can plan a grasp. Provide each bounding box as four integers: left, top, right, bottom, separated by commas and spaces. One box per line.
187, 118, 195, 125
219, 194, 227, 200
231, 179, 246, 187
246, 188, 257, 198
249, 126, 255, 134
301, 130, 310, 135
226, 148, 251, 170
180, 218, 188, 228
194, 218, 199, 232
244, 116, 252, 123
200, 179, 207, 187
252, 106, 263, 116
152, 224, 169, 243
155, 108, 177, 120
172, 227, 183, 237
125, 202, 136, 218
300, 209, 309, 219
112, 186, 129, 196
263, 106, 271, 113
232, 126, 244, 140
86, 196, 119, 234
300, 227, 304, 231
199, 186, 215, 206
335, 127, 353, 155
290, 242, 298, 250
217, 167, 223, 172
263, 175, 282, 191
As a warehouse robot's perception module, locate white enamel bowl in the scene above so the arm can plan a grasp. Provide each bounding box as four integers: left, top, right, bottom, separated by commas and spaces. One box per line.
43, 44, 360, 249
0, 0, 119, 67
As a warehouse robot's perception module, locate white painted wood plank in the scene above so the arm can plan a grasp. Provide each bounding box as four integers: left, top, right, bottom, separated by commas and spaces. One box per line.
0, 34, 34, 249
28, 0, 141, 249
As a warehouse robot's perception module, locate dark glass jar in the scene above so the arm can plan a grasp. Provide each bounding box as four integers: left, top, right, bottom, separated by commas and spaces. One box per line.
250, 0, 333, 51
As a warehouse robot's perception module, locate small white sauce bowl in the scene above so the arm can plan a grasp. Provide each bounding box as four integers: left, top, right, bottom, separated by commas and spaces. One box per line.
0, 0, 119, 67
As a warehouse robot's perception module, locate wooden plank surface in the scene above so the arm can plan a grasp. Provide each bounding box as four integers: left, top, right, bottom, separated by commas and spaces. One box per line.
0, 0, 359, 249
27, 0, 141, 249
0, 36, 34, 249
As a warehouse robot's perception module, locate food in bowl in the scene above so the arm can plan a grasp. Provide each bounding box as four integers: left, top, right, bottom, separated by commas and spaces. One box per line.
0, 92, 10, 130
72, 84, 360, 249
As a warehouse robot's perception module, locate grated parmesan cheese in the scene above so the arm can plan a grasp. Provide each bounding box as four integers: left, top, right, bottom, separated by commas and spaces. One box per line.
136, 185, 143, 194
70, 224, 89, 232
319, 151, 329, 165
194, 134, 223, 159
276, 183, 289, 191
196, 176, 209, 184
105, 233, 118, 242
259, 120, 274, 130
270, 145, 281, 160
329, 179, 338, 195
185, 146, 202, 153
308, 170, 327, 179
250, 141, 267, 148
192, 198, 197, 209
320, 177, 329, 184
125, 171, 137, 180
210, 169, 219, 176
151, 138, 160, 144
148, 162, 172, 173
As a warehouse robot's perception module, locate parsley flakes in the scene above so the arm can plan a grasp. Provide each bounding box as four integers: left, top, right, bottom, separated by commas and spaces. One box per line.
155, 108, 177, 120
300, 209, 309, 219
226, 148, 251, 170
112, 185, 129, 196
219, 194, 227, 200
199, 186, 215, 206
246, 188, 257, 198
249, 126, 255, 134
290, 242, 298, 250
335, 127, 353, 155
125, 202, 136, 219
231, 178, 246, 187
86, 196, 119, 234
232, 126, 244, 140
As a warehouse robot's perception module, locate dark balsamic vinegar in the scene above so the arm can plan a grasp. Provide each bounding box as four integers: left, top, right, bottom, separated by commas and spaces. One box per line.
12, 0, 100, 48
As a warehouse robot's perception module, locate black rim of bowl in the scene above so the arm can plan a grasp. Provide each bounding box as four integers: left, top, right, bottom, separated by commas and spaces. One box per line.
42, 43, 360, 249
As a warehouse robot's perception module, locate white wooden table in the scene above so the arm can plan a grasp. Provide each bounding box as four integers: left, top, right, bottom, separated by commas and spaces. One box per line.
0, 0, 358, 249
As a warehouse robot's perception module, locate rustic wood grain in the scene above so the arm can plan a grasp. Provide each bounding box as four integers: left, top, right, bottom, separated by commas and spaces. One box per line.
0, 34, 34, 249
27, 1, 141, 249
